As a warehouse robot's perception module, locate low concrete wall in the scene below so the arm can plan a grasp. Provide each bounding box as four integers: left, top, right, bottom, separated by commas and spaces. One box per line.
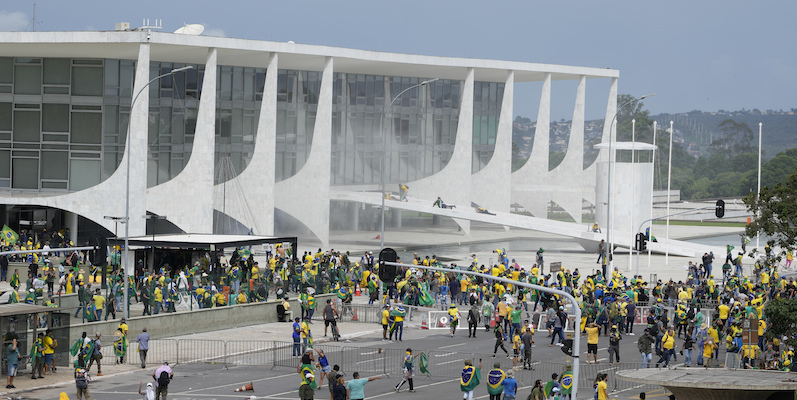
66, 293, 335, 340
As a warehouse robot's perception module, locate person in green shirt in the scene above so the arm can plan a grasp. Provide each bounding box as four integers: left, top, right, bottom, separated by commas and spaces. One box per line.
510, 305, 522, 338
7, 286, 19, 304
460, 358, 481, 400
30, 332, 44, 379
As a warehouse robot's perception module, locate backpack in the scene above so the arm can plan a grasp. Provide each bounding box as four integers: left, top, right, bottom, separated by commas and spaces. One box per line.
75, 370, 88, 389
158, 371, 170, 387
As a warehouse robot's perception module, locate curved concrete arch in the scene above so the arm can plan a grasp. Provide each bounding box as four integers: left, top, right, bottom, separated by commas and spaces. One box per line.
275, 56, 334, 247
511, 72, 551, 219
0, 42, 152, 237
403, 68, 474, 235
213, 52, 278, 235
471, 70, 513, 214
147, 47, 217, 234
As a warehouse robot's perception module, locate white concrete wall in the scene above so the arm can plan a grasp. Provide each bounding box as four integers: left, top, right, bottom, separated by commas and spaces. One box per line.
275, 57, 333, 246
595, 78, 619, 229
147, 48, 217, 233
407, 68, 475, 234
213, 52, 278, 236
472, 71, 513, 214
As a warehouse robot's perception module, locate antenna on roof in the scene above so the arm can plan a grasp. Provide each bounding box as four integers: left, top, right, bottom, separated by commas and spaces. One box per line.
26, 3, 41, 32
139, 18, 162, 32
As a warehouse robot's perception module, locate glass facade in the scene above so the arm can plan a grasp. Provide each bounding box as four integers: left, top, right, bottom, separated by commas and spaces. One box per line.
331, 74, 463, 185
275, 70, 320, 182
472, 81, 504, 173
0, 54, 504, 193
0, 57, 129, 191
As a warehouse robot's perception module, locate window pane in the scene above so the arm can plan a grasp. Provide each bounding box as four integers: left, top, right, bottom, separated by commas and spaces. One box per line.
0, 103, 10, 131
12, 158, 38, 189
72, 66, 103, 96
0, 150, 9, 179
14, 65, 41, 95
43, 58, 70, 85
40, 151, 68, 180
69, 159, 101, 191
70, 112, 102, 144
42, 104, 69, 132
13, 110, 40, 142
0, 58, 11, 84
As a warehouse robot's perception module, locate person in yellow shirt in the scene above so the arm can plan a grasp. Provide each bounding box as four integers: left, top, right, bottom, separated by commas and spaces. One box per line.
741, 344, 760, 369
381, 305, 390, 341
43, 329, 56, 374
585, 322, 599, 364
596, 373, 609, 400
300, 317, 311, 353
656, 328, 675, 367
93, 289, 106, 321
718, 302, 730, 326
497, 300, 508, 330
703, 339, 716, 368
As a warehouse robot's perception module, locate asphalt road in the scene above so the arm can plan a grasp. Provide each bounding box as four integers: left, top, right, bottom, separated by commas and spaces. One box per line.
22, 324, 687, 400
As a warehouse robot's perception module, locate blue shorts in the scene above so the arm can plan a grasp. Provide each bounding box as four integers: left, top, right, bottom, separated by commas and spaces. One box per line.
321, 364, 331, 373
44, 353, 53, 364
7, 364, 17, 377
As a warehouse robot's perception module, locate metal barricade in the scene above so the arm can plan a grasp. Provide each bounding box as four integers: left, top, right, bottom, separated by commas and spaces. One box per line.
423, 349, 475, 378
225, 340, 273, 366
176, 339, 226, 365
272, 340, 301, 369
127, 339, 178, 367
342, 346, 391, 376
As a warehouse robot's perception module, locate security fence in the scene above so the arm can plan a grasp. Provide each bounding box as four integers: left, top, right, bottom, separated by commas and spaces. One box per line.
73, 338, 661, 394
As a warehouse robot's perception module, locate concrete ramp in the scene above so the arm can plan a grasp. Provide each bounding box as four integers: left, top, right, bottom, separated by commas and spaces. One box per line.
330, 191, 718, 258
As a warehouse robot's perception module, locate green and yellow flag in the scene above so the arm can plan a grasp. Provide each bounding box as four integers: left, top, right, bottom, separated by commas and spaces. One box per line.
1, 225, 18, 245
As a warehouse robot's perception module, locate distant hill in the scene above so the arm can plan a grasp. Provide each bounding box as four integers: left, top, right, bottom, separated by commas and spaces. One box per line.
652, 109, 797, 160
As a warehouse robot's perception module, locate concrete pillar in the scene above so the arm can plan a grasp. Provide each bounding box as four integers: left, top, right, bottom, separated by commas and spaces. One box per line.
391, 209, 402, 228
432, 215, 442, 226
350, 203, 359, 232
66, 211, 78, 245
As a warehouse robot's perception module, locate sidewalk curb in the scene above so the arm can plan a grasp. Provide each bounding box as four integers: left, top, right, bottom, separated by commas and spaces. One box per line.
0, 366, 145, 396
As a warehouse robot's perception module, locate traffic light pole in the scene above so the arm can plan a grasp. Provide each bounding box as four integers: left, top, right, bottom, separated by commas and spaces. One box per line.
384, 261, 582, 398
635, 203, 721, 276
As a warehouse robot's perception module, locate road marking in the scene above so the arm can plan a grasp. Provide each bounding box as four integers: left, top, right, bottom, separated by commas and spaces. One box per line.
437, 359, 465, 366
439, 343, 467, 349
368, 378, 461, 398
434, 351, 458, 357
178, 372, 296, 394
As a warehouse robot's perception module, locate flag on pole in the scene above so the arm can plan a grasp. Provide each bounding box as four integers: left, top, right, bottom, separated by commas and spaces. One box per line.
419, 352, 430, 375
1, 225, 18, 245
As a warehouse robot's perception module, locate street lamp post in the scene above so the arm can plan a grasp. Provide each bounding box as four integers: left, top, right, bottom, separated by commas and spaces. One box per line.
123, 66, 192, 320
665, 120, 673, 263
756, 122, 762, 250
605, 93, 654, 275
378, 77, 438, 305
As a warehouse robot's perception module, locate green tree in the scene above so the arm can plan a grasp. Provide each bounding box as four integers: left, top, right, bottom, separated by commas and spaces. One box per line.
763, 298, 797, 349
511, 142, 529, 172
743, 165, 797, 260
709, 119, 755, 157
549, 151, 565, 170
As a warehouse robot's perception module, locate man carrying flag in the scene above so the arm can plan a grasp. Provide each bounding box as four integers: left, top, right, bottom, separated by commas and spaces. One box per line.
389, 305, 406, 341
460, 358, 482, 400
559, 364, 574, 399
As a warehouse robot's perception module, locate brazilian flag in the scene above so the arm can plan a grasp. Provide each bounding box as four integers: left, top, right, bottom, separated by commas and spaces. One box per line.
561, 369, 573, 395
390, 307, 406, 318
418, 287, 435, 307
1, 225, 18, 245
419, 352, 430, 375
300, 364, 318, 389
487, 369, 506, 395
460, 365, 480, 391
69, 338, 83, 356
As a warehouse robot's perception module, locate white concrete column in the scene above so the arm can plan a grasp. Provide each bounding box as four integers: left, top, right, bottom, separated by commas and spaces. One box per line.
471, 71, 513, 214
549, 75, 587, 223
148, 48, 217, 233
595, 77, 619, 229
276, 57, 333, 247
66, 211, 78, 244
409, 68, 474, 235
349, 203, 359, 232
126, 42, 151, 237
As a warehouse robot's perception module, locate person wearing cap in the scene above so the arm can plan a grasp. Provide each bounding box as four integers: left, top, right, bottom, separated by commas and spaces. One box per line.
608, 324, 621, 364
502, 369, 518, 400
394, 348, 422, 393
300, 372, 315, 400
138, 380, 156, 400
549, 306, 566, 347
448, 304, 462, 337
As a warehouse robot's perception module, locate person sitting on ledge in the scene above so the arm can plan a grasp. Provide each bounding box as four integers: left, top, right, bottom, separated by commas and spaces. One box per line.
278, 296, 293, 322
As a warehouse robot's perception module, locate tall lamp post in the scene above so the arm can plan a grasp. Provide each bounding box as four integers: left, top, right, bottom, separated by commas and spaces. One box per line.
605, 93, 655, 274
123, 66, 192, 320
756, 122, 762, 250
378, 77, 438, 304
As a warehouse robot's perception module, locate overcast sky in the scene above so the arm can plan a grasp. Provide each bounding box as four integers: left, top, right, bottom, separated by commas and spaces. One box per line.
2, 0, 794, 121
